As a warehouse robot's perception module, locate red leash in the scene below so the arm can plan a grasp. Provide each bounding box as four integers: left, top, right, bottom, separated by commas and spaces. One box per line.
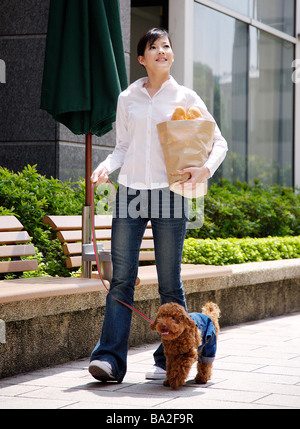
91, 182, 153, 324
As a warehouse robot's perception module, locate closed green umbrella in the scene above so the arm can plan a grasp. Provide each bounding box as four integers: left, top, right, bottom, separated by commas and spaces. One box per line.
40, 0, 128, 276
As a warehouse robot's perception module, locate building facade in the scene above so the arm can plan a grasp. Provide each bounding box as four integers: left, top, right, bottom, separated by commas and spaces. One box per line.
0, 0, 299, 187
167, 0, 300, 187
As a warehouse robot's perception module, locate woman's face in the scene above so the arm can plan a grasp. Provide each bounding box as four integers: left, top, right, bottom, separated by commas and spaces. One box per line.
138, 36, 174, 74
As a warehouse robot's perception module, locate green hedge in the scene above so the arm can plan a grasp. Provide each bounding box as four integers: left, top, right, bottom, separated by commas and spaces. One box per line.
1, 165, 300, 277
183, 236, 300, 265
0, 165, 87, 278
187, 179, 300, 239
0, 165, 116, 278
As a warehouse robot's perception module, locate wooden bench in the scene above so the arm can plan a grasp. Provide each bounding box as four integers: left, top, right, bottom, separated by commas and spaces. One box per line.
43, 214, 154, 269
0, 216, 39, 276
42, 214, 232, 284
0, 215, 109, 302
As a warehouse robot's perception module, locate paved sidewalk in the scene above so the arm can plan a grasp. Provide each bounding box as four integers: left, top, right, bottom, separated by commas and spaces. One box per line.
1, 312, 300, 409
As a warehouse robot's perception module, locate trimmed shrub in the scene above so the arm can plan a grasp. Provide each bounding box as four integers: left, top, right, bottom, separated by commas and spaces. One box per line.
187, 179, 300, 239
183, 236, 300, 265
0, 165, 115, 278
0, 165, 86, 277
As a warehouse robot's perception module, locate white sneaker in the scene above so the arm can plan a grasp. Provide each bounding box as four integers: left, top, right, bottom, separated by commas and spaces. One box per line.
88, 360, 116, 382
145, 365, 166, 380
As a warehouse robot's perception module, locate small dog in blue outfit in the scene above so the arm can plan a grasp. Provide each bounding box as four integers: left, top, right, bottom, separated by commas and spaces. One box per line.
150, 302, 220, 389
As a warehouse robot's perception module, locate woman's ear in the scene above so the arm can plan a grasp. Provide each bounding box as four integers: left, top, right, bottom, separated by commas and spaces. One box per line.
138, 56, 146, 67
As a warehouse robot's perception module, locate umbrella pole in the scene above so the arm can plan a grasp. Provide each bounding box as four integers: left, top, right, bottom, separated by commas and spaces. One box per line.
85, 132, 92, 206
82, 132, 93, 278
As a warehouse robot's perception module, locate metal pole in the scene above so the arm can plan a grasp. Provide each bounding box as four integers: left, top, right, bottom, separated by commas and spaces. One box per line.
82, 132, 93, 278
85, 132, 92, 206
82, 206, 92, 278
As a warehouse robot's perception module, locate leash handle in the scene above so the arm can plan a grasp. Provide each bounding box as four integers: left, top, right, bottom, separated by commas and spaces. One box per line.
90, 182, 153, 324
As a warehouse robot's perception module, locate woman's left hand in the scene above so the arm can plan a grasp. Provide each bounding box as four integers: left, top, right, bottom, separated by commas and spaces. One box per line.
178, 166, 210, 186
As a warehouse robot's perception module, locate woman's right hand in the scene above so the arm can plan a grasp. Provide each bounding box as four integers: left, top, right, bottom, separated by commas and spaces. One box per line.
91, 166, 109, 185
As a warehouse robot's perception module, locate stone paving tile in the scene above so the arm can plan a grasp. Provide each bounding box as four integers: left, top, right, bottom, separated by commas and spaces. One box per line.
213, 369, 300, 386
210, 378, 300, 397
254, 365, 300, 377
1, 312, 299, 409
0, 384, 46, 397
16, 385, 180, 408
0, 396, 77, 410
254, 393, 300, 408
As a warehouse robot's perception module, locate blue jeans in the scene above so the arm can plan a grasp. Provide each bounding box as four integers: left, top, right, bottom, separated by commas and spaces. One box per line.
90, 186, 188, 382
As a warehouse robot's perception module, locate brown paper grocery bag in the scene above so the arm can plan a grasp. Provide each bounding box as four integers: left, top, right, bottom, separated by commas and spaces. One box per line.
157, 118, 215, 198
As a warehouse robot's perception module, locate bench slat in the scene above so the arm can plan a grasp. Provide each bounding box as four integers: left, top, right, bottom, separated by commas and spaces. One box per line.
0, 244, 36, 258
0, 231, 31, 244
57, 228, 153, 244
43, 215, 113, 231
138, 251, 156, 261
62, 239, 155, 256
66, 249, 156, 268
43, 215, 151, 231
43, 215, 153, 232
57, 230, 112, 243
0, 216, 24, 232
66, 256, 83, 269
0, 259, 39, 273
63, 242, 111, 256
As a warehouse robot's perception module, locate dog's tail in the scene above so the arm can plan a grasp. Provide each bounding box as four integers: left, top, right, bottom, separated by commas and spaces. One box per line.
202, 302, 220, 337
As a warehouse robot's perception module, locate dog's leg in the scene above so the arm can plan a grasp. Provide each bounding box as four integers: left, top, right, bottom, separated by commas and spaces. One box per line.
195, 362, 213, 384
163, 360, 171, 387
165, 356, 195, 390
165, 368, 187, 389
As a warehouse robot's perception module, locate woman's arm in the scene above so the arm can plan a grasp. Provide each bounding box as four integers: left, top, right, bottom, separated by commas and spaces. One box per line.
91, 95, 129, 183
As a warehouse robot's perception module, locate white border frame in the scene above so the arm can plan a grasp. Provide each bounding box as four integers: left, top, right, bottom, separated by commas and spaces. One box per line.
295, 0, 300, 188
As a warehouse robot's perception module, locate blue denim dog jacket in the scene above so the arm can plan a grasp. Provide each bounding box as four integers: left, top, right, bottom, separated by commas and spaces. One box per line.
189, 313, 217, 364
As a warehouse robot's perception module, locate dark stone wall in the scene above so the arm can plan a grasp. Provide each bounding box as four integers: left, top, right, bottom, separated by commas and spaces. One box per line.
0, 0, 131, 181
0, 0, 57, 177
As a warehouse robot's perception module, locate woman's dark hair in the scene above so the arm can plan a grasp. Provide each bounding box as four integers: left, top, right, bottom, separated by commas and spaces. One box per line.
137, 28, 172, 57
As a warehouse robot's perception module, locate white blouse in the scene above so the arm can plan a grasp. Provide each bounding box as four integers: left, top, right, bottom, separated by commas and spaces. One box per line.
100, 76, 228, 190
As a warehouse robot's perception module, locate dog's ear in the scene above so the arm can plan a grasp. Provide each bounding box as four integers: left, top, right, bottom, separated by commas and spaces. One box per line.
182, 314, 197, 329
150, 319, 157, 331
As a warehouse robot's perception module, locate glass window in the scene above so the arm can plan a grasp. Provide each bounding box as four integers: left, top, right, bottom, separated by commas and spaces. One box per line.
209, 0, 251, 16
194, 3, 248, 182
252, 0, 295, 36
193, 2, 295, 186
203, 0, 295, 36
248, 27, 294, 186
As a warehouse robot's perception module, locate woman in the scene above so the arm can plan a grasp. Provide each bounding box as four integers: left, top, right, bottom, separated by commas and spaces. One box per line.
89, 28, 227, 383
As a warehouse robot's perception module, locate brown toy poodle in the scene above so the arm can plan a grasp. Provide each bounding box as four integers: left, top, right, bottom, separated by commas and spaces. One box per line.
150, 302, 220, 389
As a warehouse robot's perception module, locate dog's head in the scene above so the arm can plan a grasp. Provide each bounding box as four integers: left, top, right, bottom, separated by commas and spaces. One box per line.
150, 303, 196, 340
